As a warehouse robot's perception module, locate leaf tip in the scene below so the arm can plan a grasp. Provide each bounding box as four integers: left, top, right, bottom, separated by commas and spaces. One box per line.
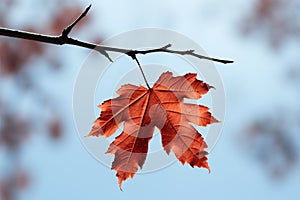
207, 84, 215, 90
211, 116, 220, 124
118, 182, 123, 191
207, 165, 211, 173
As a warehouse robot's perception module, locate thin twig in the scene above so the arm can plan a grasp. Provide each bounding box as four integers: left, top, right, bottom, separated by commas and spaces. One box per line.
0, 5, 234, 65
125, 44, 233, 64
62, 4, 91, 37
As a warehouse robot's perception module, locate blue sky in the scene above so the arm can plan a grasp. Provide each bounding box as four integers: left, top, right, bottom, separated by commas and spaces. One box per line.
1, 0, 300, 199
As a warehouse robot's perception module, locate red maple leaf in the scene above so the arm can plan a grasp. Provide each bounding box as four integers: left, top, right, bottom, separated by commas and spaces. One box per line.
88, 71, 218, 189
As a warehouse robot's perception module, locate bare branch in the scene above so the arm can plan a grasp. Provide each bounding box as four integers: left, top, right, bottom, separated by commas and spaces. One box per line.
0, 5, 234, 65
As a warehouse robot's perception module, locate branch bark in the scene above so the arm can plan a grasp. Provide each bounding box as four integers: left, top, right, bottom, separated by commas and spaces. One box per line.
0, 5, 234, 65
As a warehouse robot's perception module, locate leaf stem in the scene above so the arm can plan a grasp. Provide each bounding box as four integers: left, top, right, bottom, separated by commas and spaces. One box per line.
132, 56, 150, 89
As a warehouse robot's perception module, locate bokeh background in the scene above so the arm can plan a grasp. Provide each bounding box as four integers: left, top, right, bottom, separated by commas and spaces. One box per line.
1, 0, 300, 199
